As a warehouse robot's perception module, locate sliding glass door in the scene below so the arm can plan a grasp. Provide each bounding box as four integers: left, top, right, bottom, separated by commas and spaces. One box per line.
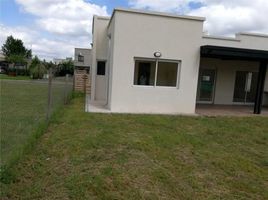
233, 71, 258, 103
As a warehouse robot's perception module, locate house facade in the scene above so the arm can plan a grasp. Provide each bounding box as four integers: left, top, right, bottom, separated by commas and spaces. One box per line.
73, 48, 92, 93
74, 48, 92, 69
88, 8, 268, 114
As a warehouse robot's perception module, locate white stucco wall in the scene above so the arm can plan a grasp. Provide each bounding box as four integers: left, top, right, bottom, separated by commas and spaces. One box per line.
74, 48, 91, 67
91, 16, 110, 103
202, 33, 268, 51
108, 10, 204, 114
89, 9, 268, 114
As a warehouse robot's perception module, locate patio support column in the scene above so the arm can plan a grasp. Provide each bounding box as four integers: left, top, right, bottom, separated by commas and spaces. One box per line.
254, 60, 267, 114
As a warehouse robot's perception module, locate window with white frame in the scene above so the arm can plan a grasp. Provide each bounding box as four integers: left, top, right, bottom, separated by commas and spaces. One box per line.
133, 58, 180, 87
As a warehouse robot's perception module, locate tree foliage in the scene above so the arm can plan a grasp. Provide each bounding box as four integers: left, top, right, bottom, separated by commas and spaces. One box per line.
56, 60, 74, 76
29, 56, 46, 79
2, 35, 31, 58
1, 35, 32, 70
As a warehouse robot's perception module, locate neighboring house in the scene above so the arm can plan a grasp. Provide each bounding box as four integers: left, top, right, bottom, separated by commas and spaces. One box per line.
87, 8, 268, 114
0, 52, 8, 73
0, 52, 31, 73
74, 48, 91, 70
73, 48, 92, 92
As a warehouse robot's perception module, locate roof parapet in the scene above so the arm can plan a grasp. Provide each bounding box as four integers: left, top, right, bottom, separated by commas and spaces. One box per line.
113, 8, 205, 21
202, 35, 241, 42
236, 32, 268, 38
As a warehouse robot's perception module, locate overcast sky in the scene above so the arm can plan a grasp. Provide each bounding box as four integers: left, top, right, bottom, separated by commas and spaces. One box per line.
1, 0, 267, 60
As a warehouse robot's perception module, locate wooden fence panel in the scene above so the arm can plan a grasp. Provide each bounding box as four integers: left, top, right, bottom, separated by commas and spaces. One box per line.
74, 69, 91, 94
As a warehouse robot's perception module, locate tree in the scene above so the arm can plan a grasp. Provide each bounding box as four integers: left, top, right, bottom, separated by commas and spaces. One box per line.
57, 60, 74, 76
29, 56, 46, 79
1, 35, 32, 70
43, 60, 56, 70
2, 35, 31, 57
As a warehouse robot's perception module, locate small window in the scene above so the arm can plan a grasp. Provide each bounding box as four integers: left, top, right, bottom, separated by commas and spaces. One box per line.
134, 60, 156, 86
156, 61, 178, 87
97, 61, 106, 75
78, 55, 84, 62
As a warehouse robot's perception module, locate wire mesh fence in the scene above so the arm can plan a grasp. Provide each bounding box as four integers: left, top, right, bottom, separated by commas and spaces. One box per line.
0, 72, 73, 172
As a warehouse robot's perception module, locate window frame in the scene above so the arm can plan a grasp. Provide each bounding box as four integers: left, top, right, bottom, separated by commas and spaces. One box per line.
78, 55, 84, 62
133, 57, 181, 89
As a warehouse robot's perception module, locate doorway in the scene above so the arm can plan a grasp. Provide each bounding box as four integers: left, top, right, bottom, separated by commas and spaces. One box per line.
233, 71, 258, 103
197, 68, 216, 103
95, 61, 107, 103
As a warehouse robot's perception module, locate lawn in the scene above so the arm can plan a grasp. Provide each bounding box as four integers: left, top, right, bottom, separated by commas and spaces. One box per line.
0, 79, 72, 169
0, 74, 31, 80
1, 96, 268, 199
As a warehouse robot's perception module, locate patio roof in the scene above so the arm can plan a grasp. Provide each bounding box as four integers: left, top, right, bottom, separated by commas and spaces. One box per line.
201, 45, 268, 61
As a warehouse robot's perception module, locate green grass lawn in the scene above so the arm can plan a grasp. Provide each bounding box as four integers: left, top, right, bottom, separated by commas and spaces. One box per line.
0, 79, 71, 170
0, 74, 31, 80
1, 96, 268, 199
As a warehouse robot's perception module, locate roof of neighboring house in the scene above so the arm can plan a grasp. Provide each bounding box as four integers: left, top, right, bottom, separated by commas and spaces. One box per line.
75, 48, 92, 51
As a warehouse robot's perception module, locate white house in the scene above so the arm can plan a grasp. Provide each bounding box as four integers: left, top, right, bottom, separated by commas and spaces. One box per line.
87, 8, 268, 115
74, 48, 92, 69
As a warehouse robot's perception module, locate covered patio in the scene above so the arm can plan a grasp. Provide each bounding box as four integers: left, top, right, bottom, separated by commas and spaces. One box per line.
196, 45, 268, 115
196, 104, 268, 116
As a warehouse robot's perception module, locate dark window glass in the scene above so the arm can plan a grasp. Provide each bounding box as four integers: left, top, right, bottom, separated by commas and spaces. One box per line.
156, 61, 178, 87
78, 55, 84, 62
134, 60, 156, 86
97, 61, 106, 75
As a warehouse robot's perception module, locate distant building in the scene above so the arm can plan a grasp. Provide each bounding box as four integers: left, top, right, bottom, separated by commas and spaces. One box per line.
73, 48, 92, 93
0, 52, 8, 73
74, 48, 91, 69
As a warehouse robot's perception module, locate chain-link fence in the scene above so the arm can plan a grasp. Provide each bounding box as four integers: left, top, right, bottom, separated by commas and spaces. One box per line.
0, 72, 73, 173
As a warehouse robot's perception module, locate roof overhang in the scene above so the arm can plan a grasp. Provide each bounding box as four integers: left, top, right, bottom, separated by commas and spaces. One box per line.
201, 45, 268, 61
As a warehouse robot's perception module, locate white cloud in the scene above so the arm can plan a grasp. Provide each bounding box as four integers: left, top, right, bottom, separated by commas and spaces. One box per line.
0, 24, 37, 49
0, 0, 109, 60
129, 0, 268, 36
0, 24, 90, 60
190, 0, 268, 36
15, 0, 108, 37
129, 0, 194, 13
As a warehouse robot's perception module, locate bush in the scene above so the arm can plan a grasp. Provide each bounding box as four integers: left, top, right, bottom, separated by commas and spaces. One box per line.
55, 60, 74, 76
30, 64, 46, 79
29, 56, 47, 79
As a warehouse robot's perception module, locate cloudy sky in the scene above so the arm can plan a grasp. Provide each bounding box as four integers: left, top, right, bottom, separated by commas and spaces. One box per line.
1, 0, 267, 60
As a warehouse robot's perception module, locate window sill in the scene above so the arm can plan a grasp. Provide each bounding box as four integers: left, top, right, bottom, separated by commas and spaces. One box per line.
132, 85, 178, 89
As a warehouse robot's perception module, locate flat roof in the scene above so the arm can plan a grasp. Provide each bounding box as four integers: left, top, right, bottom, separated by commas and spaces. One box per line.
203, 35, 241, 42
75, 48, 92, 50
108, 7, 205, 28
237, 32, 268, 38
114, 8, 205, 21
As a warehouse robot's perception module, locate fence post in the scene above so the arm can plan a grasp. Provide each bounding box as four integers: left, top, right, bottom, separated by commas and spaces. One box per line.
84, 74, 87, 94
64, 74, 69, 104
46, 68, 52, 121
